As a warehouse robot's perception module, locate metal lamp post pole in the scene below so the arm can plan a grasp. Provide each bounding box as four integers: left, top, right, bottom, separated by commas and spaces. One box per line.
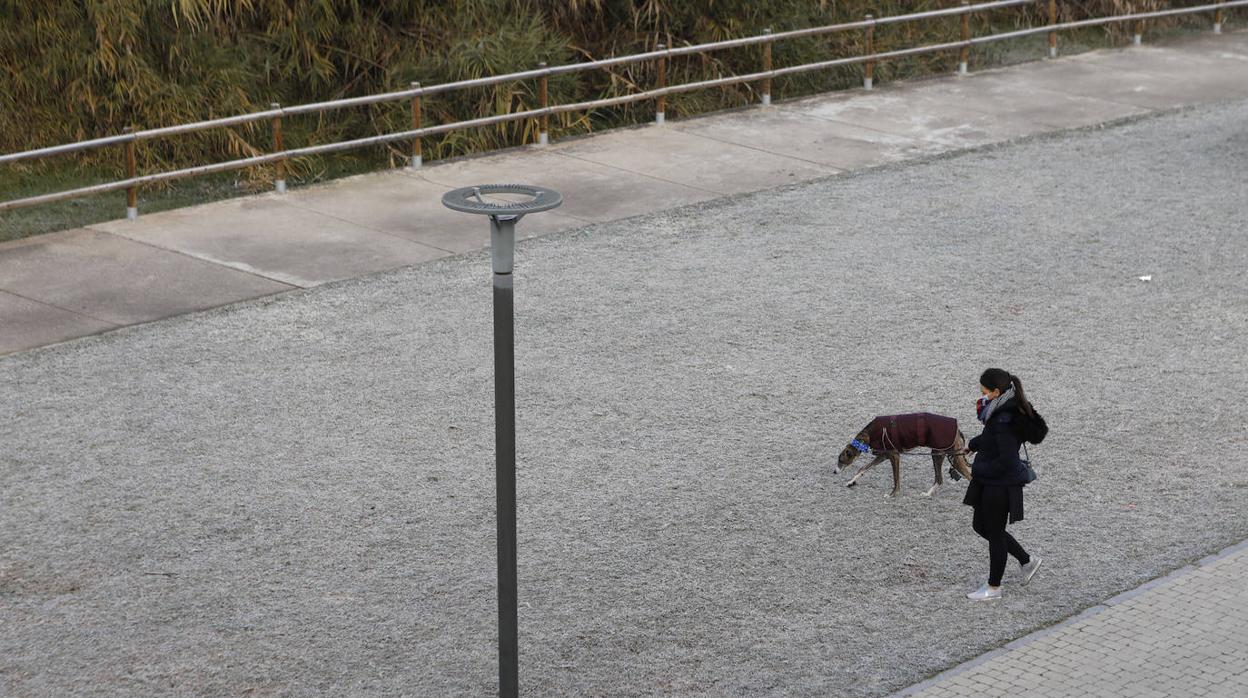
441, 184, 562, 698
490, 213, 519, 698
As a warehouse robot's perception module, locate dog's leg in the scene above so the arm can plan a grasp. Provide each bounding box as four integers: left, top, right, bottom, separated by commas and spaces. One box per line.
951, 432, 973, 481
925, 454, 944, 497
886, 453, 901, 498
846, 454, 886, 487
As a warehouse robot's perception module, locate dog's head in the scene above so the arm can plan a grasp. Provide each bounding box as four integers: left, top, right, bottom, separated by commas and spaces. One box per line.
833, 429, 872, 473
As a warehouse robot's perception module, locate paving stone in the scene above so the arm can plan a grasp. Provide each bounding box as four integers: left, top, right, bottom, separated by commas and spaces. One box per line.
546, 124, 841, 195
901, 544, 1248, 697
0, 289, 116, 355
0, 228, 291, 325
674, 105, 941, 169
408, 146, 721, 224
281, 169, 586, 254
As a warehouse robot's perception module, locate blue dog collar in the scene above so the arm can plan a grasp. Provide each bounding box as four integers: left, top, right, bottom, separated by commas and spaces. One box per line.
850, 439, 871, 453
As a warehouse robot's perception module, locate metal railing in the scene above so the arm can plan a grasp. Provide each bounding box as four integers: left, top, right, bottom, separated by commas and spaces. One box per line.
0, 0, 1242, 216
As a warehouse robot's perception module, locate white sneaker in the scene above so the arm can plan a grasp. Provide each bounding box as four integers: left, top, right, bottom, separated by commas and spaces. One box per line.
1021, 556, 1043, 586
966, 583, 1002, 601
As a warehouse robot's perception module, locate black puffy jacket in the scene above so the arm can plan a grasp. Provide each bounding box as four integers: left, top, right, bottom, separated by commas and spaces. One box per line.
968, 398, 1032, 486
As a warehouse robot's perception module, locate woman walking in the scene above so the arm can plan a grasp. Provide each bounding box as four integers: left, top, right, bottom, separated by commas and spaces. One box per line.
964, 368, 1043, 600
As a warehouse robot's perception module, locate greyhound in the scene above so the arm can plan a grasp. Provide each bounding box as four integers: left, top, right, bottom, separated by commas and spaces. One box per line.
833, 412, 973, 498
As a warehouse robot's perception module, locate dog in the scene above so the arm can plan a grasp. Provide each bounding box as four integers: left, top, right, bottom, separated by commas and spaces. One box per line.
833, 412, 973, 498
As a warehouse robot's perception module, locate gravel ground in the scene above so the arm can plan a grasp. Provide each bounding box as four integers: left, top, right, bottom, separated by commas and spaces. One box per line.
3, 100, 1248, 697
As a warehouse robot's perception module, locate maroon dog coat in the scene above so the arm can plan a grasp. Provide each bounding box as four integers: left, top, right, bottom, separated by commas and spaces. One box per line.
866, 413, 959, 451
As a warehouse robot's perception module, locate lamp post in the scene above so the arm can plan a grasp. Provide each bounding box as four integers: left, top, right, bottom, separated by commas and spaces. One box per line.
441, 184, 563, 698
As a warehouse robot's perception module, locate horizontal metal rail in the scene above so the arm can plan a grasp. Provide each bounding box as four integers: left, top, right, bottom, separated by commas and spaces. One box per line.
1, 0, 1242, 213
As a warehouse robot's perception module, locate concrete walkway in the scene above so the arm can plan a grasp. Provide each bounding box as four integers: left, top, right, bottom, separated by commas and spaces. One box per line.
3, 30, 1248, 355
895, 539, 1248, 697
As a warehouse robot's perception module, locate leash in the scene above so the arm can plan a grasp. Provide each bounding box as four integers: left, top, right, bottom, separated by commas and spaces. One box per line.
850, 439, 972, 459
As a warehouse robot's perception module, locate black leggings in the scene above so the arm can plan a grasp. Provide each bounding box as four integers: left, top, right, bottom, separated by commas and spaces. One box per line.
972, 485, 1030, 586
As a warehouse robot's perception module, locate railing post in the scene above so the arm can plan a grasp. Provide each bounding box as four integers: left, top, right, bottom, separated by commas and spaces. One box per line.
761, 28, 773, 106
1215, 1, 1224, 34
538, 62, 549, 145
1048, 0, 1058, 58
959, 2, 971, 75
123, 127, 137, 220
655, 43, 667, 124
409, 82, 423, 169
270, 102, 286, 193
864, 15, 875, 90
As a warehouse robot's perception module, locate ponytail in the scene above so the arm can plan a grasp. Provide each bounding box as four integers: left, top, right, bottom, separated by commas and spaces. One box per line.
1008, 373, 1036, 417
